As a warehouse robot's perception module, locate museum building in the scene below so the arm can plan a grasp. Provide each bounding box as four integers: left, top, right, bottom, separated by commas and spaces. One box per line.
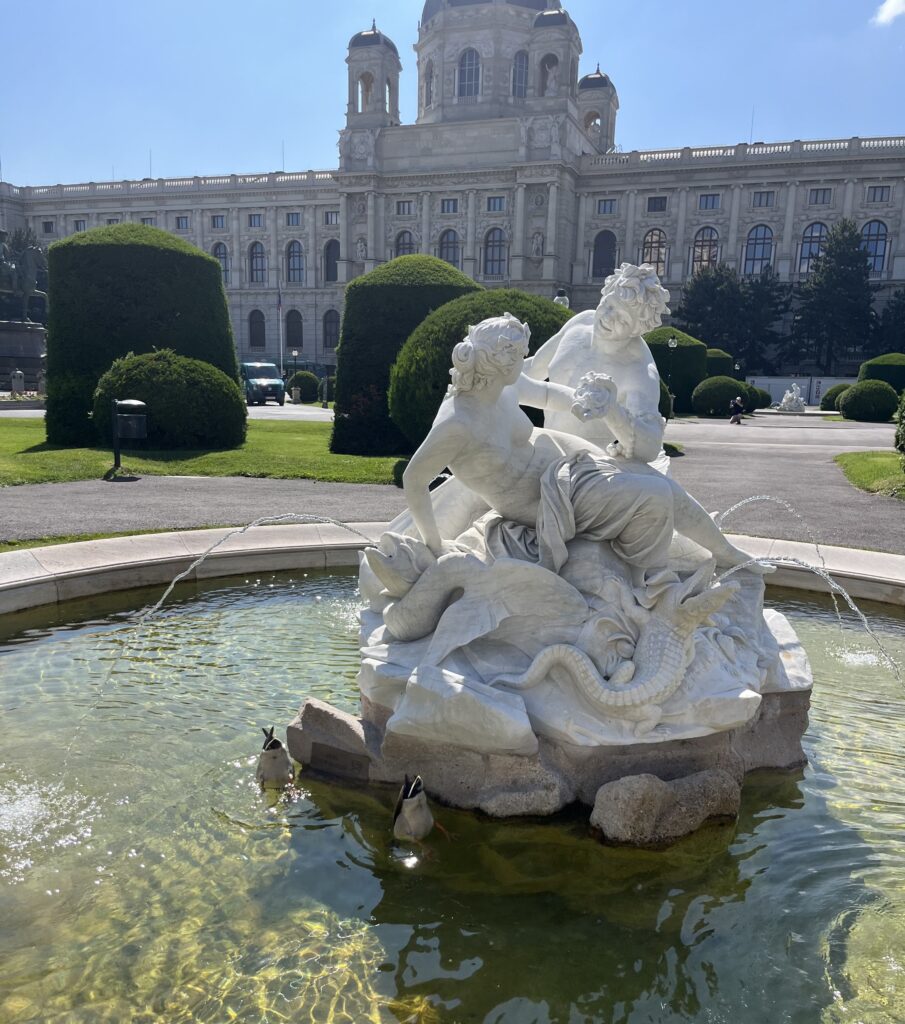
1, 0, 904, 370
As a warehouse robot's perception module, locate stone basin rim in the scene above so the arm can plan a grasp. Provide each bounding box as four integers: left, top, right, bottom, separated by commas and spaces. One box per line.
1, 523, 903, 615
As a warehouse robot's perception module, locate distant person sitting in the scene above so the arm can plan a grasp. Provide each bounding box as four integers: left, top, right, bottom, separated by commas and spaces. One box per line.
729, 396, 745, 425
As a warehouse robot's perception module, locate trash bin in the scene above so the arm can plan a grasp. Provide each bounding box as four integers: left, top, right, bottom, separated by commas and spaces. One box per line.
291, 387, 301, 404
111, 399, 148, 473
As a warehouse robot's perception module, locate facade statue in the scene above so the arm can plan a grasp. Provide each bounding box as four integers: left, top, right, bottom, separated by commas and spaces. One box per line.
0, 230, 15, 293
543, 60, 559, 96
14, 245, 47, 321
531, 231, 544, 258
356, 238, 368, 261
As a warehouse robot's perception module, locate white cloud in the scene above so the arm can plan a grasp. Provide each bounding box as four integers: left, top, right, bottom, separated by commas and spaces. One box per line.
872, 0, 905, 25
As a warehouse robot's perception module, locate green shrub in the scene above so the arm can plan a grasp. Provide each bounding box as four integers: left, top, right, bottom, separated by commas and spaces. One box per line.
838, 379, 899, 422
319, 375, 336, 402
287, 370, 319, 403
705, 348, 734, 378
392, 458, 408, 488
895, 392, 905, 462
820, 383, 851, 411
92, 349, 246, 449
658, 378, 673, 421
388, 289, 574, 449
739, 381, 760, 413
644, 327, 708, 414
753, 387, 772, 409
691, 375, 746, 418
858, 352, 905, 394
46, 223, 237, 445
331, 255, 482, 455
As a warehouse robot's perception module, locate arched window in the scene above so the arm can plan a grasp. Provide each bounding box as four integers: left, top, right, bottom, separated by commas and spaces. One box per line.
512, 51, 528, 98
641, 228, 667, 277
249, 309, 265, 349
484, 227, 508, 277
323, 309, 340, 349
212, 242, 229, 284
743, 225, 773, 276
798, 222, 827, 275
861, 220, 887, 274
324, 239, 339, 283
424, 60, 434, 107
286, 241, 304, 284
357, 72, 373, 112
592, 230, 617, 279
691, 227, 719, 274
249, 241, 266, 284
286, 309, 303, 350
458, 48, 480, 98
439, 229, 460, 268
395, 230, 416, 257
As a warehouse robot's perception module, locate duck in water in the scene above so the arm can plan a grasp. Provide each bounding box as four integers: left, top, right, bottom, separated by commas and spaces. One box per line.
255, 726, 294, 788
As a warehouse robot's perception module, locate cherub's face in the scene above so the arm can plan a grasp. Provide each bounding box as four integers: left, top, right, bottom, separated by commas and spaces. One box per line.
594, 296, 637, 349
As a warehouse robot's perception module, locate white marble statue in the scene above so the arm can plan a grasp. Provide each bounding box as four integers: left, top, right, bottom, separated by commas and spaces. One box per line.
777, 382, 807, 413
356, 313, 808, 758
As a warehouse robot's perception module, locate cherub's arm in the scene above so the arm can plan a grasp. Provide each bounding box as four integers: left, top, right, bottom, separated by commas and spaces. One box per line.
516, 374, 577, 414
402, 419, 469, 556
598, 386, 665, 462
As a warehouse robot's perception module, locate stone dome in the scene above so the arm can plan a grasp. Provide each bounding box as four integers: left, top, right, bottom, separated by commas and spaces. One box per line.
422, 0, 548, 26
349, 22, 399, 57
579, 66, 612, 90
533, 7, 570, 27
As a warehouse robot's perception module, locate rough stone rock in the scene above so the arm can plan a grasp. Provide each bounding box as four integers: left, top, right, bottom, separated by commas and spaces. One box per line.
287, 698, 377, 780
590, 769, 741, 845
730, 690, 810, 772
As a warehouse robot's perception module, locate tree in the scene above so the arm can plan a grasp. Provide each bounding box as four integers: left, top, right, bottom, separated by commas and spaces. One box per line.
791, 218, 874, 374
875, 288, 905, 356
738, 267, 790, 371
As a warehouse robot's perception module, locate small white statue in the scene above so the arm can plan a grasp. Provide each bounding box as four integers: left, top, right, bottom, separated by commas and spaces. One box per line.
777, 382, 807, 413
543, 61, 559, 96
356, 238, 367, 262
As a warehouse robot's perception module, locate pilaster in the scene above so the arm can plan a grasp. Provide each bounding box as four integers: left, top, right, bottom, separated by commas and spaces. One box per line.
511, 184, 527, 280
543, 181, 559, 281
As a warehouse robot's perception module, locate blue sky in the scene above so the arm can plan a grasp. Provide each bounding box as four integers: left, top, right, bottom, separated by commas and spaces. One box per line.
4, 0, 904, 186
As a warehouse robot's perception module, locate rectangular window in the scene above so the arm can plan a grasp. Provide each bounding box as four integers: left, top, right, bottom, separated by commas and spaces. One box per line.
699, 193, 720, 211
647, 196, 667, 213
752, 190, 775, 208
140, 217, 156, 226
808, 188, 832, 206
441, 198, 458, 214
42, 220, 55, 234
211, 214, 225, 229
396, 200, 414, 215
106, 218, 120, 225
597, 198, 617, 215
73, 219, 86, 232
487, 196, 505, 212
248, 213, 263, 228
286, 211, 301, 226
175, 215, 189, 230
867, 185, 891, 203
324, 210, 339, 225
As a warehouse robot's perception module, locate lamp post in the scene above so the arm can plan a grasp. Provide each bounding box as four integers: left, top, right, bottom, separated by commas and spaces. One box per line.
666, 334, 678, 397
321, 374, 330, 409
291, 349, 298, 380
734, 360, 742, 380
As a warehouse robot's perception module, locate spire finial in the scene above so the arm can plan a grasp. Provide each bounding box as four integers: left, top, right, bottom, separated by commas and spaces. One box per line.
372, 18, 377, 31
596, 63, 601, 73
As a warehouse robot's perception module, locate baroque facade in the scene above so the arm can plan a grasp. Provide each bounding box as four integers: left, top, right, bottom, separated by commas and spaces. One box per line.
1, 0, 904, 370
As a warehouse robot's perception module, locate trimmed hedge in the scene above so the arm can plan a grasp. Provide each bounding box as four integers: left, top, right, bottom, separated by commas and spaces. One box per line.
331, 255, 482, 454
706, 347, 735, 378
838, 379, 899, 422
752, 386, 772, 410
319, 375, 336, 402
644, 327, 708, 413
46, 223, 237, 445
388, 288, 574, 449
287, 370, 319, 403
858, 352, 905, 394
820, 383, 851, 411
895, 392, 905, 460
658, 378, 673, 421
691, 375, 746, 418
92, 349, 247, 449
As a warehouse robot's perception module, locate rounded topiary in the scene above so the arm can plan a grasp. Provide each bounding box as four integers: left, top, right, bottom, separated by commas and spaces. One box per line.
658, 378, 673, 421
92, 349, 246, 449
820, 383, 851, 411
287, 370, 319, 403
752, 387, 772, 410
706, 347, 735, 378
858, 353, 905, 394
331, 255, 482, 455
738, 381, 760, 413
691, 375, 746, 418
388, 288, 574, 449
644, 328, 708, 414
895, 392, 905, 460
46, 223, 237, 446
838, 379, 899, 422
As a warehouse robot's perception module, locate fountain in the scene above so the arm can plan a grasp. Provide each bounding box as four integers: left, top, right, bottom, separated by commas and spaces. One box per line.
772, 381, 808, 413
286, 267, 816, 844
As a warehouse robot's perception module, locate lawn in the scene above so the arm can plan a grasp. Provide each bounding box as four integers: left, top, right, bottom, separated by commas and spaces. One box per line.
835, 451, 905, 500
0, 418, 401, 487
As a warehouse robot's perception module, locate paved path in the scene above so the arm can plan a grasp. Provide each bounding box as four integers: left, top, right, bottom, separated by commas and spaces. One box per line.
1, 412, 900, 553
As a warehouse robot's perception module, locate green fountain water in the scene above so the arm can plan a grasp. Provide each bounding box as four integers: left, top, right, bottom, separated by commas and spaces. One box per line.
1, 571, 903, 1023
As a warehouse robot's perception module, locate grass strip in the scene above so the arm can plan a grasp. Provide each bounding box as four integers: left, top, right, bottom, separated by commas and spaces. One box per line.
835, 451, 905, 500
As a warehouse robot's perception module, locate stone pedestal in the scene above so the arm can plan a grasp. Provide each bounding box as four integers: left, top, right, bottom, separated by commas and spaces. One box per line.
0, 321, 46, 391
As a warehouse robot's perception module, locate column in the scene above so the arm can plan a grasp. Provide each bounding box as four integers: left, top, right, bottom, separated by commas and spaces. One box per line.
726, 184, 742, 268
269, 204, 280, 291
338, 193, 349, 283
305, 204, 316, 288
421, 191, 431, 254
230, 206, 242, 286
366, 191, 377, 270
543, 181, 558, 281
892, 178, 905, 279
671, 187, 689, 284
465, 189, 477, 278
511, 183, 527, 280
193, 206, 203, 254
623, 189, 637, 268
572, 191, 588, 283
778, 181, 798, 278
842, 178, 856, 217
